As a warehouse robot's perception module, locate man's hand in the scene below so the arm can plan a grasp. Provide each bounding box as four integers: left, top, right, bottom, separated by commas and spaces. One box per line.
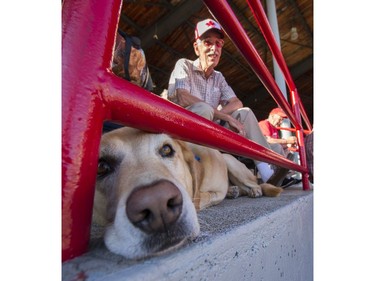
286, 136, 298, 148
227, 116, 246, 137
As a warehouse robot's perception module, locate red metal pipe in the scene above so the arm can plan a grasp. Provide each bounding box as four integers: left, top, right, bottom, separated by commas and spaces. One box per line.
289, 90, 311, 189
276, 126, 312, 135
244, 0, 313, 188
62, 0, 122, 261
246, 0, 312, 131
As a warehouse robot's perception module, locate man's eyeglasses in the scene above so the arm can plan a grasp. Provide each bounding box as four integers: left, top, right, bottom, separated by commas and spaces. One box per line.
197, 38, 224, 48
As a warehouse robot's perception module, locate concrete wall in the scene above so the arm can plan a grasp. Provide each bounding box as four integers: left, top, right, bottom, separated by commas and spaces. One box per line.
63, 190, 313, 281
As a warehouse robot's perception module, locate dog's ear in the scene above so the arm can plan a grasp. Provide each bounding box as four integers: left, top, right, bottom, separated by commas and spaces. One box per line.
176, 140, 203, 210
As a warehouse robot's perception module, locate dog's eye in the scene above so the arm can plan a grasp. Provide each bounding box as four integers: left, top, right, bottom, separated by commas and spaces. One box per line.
159, 144, 175, 158
97, 158, 113, 178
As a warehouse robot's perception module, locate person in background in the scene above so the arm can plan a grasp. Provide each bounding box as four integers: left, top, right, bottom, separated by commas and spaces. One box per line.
258, 107, 303, 187
167, 18, 291, 187
258, 107, 298, 157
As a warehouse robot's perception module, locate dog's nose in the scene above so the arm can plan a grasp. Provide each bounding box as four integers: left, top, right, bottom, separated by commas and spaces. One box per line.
126, 180, 183, 234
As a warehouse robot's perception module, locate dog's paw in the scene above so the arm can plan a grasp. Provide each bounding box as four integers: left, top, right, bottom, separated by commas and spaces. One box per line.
226, 185, 240, 199
247, 186, 262, 198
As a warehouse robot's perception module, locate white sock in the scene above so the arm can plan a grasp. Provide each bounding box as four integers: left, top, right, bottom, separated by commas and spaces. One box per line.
256, 162, 274, 182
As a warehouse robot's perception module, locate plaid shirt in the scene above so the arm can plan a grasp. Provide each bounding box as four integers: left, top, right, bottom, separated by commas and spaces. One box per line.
168, 58, 236, 108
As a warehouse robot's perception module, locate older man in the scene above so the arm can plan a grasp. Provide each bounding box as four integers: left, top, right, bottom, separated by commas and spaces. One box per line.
258, 107, 298, 157
167, 19, 291, 186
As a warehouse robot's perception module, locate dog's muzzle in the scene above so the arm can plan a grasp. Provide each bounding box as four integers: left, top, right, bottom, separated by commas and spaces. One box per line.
126, 180, 183, 234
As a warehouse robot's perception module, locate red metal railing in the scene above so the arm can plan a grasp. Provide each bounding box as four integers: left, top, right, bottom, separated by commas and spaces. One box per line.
203, 0, 311, 191
275, 127, 312, 135
62, 0, 311, 262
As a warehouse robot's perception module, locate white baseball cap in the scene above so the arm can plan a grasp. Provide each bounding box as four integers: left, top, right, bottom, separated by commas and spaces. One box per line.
194, 19, 224, 40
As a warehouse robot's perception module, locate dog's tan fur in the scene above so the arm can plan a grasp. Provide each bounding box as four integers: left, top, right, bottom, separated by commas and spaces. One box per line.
93, 127, 282, 259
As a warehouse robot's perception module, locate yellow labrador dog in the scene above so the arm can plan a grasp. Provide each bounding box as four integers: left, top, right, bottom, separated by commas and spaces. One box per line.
93, 127, 282, 259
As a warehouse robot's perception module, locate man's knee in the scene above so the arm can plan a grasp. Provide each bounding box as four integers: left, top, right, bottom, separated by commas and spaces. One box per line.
232, 107, 256, 122
187, 102, 214, 120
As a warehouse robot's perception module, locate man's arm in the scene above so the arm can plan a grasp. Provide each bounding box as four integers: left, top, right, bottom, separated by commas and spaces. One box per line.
175, 88, 202, 107
265, 135, 298, 148
218, 97, 243, 116
213, 96, 242, 122
175, 89, 246, 136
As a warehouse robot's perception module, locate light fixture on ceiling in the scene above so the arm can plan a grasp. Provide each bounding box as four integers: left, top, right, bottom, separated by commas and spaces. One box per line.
290, 27, 298, 41
153, 24, 158, 40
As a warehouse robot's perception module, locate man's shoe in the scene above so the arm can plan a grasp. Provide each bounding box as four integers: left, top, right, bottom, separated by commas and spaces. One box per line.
280, 178, 302, 189
266, 153, 294, 187
266, 166, 289, 187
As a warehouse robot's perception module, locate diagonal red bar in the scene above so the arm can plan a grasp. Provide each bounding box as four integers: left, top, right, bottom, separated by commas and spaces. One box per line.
62, 0, 123, 262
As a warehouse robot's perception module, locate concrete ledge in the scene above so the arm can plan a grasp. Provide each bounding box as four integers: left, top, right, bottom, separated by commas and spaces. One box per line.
63, 188, 313, 281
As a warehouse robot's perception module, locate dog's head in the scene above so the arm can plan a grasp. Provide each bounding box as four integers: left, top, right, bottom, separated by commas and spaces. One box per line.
93, 127, 201, 259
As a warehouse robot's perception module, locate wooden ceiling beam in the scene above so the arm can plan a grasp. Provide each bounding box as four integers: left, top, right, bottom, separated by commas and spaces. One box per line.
140, 0, 203, 50
119, 14, 143, 34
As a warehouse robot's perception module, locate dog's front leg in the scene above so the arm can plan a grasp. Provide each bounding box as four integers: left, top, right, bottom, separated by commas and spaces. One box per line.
194, 190, 226, 211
